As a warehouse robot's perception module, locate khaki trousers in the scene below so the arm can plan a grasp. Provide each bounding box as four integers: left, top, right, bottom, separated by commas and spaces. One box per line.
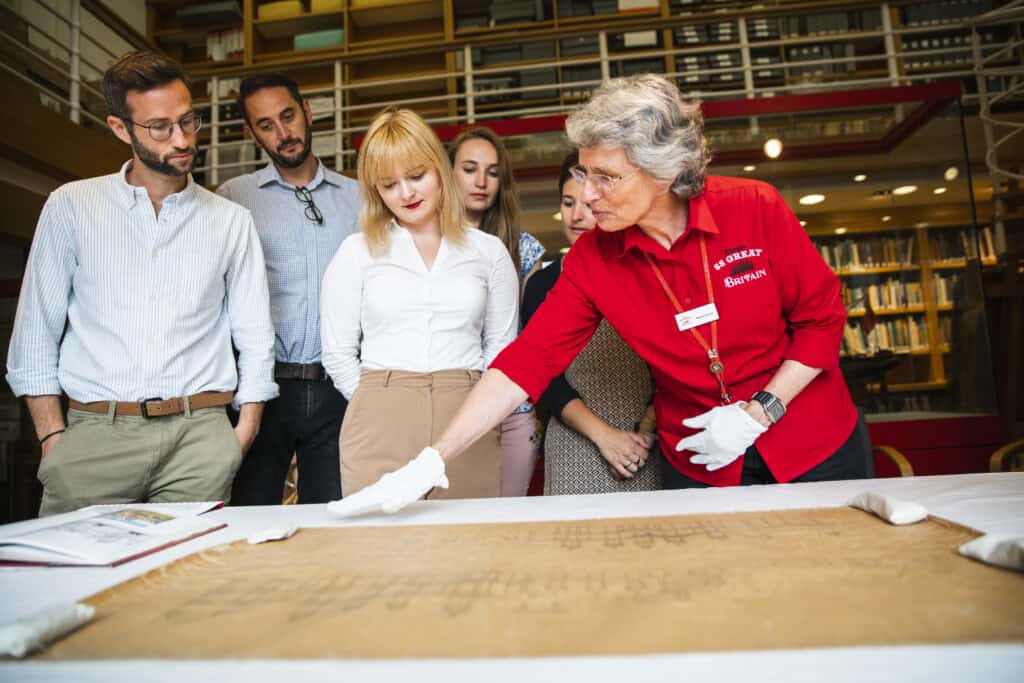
339, 369, 501, 499
37, 406, 243, 516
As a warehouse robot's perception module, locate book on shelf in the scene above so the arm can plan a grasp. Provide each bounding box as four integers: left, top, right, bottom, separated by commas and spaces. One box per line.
932, 272, 962, 306
841, 316, 928, 356
0, 501, 225, 567
929, 226, 996, 262
940, 313, 953, 345
815, 235, 916, 270
842, 278, 925, 312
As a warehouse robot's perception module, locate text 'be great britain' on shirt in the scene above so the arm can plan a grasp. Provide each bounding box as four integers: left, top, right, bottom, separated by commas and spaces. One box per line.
5, 161, 278, 405
321, 222, 520, 400
216, 160, 360, 365
491, 176, 858, 487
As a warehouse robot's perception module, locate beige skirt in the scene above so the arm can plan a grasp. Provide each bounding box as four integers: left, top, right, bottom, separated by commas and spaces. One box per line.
339, 369, 501, 499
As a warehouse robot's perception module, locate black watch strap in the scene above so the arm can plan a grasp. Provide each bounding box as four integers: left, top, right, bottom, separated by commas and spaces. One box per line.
751, 391, 786, 423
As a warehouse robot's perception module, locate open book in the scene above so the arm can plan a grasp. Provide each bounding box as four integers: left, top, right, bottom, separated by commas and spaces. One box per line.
0, 502, 226, 567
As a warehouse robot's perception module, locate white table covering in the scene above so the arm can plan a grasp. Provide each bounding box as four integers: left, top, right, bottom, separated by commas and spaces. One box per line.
2, 472, 1022, 682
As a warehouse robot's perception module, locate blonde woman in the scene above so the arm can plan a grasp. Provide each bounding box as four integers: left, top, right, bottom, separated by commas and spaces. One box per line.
449, 127, 545, 497
321, 109, 518, 499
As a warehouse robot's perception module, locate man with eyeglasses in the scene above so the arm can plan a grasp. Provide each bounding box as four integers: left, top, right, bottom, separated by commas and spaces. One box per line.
6, 51, 277, 516
217, 73, 360, 505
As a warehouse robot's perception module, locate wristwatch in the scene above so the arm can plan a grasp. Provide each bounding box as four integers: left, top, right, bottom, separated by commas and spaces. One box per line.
751, 391, 786, 424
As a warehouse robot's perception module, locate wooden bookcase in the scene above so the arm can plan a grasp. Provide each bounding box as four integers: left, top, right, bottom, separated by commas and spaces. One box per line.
810, 221, 997, 412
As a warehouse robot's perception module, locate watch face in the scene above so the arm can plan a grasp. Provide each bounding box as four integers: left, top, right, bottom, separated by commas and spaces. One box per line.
754, 392, 784, 421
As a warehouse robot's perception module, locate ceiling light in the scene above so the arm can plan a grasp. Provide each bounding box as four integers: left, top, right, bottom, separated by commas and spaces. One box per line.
913, 222, 929, 228
552, 211, 562, 221
881, 215, 891, 222
743, 165, 756, 172
933, 187, 947, 195
853, 174, 867, 182
944, 165, 959, 181
763, 138, 782, 159
799, 220, 807, 227
798, 193, 825, 206
835, 227, 848, 235
892, 185, 918, 196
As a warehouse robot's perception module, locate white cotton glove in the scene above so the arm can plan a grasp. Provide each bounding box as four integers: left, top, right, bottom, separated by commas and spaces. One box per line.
675, 403, 767, 472
326, 447, 449, 519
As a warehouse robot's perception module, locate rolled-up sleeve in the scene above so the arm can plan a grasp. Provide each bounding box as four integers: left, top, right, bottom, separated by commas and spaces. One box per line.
5, 192, 76, 397
491, 241, 602, 402
226, 214, 279, 404
320, 235, 365, 400
763, 188, 846, 370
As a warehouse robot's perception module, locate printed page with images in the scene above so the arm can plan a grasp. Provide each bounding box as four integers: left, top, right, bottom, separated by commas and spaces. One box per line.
0, 502, 225, 567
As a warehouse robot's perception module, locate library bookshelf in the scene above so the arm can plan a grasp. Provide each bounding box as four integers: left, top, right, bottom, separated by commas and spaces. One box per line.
811, 221, 996, 411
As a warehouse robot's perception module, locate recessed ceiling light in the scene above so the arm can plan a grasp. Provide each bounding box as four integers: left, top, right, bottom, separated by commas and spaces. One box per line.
881, 215, 892, 222
944, 165, 959, 181
798, 193, 825, 205
799, 220, 807, 227
763, 138, 783, 159
743, 165, 756, 172
933, 187, 947, 194
853, 174, 867, 182
893, 185, 918, 196
835, 227, 848, 235
552, 211, 562, 221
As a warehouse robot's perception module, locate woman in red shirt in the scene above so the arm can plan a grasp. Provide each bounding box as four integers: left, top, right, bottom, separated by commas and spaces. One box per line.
328, 74, 865, 517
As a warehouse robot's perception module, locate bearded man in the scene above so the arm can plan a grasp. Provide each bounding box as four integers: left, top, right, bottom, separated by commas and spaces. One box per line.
217, 73, 360, 505
6, 51, 277, 516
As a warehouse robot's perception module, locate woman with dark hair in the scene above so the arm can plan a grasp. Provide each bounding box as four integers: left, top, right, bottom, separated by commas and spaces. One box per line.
523, 151, 660, 493
449, 127, 545, 497
330, 75, 864, 518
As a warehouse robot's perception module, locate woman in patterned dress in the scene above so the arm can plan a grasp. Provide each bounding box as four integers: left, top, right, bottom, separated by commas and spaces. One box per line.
450, 127, 545, 496
523, 152, 660, 494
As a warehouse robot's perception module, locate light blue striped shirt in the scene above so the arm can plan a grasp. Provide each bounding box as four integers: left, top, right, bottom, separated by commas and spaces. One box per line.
217, 161, 360, 364
5, 161, 278, 405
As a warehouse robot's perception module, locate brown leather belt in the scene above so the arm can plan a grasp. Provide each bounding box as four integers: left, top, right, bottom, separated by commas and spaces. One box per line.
69, 391, 234, 418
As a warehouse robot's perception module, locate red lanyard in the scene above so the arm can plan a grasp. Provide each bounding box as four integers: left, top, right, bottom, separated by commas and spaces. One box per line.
643, 233, 732, 404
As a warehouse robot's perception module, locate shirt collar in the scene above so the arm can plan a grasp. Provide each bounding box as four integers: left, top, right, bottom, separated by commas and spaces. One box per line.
616, 191, 720, 258
117, 160, 197, 210
256, 157, 337, 191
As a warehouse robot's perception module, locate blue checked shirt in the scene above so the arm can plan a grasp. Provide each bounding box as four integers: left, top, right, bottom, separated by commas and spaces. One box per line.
5, 162, 278, 405
217, 160, 360, 364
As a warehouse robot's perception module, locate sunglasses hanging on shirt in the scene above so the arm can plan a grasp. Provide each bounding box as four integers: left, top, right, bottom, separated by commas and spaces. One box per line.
294, 186, 324, 225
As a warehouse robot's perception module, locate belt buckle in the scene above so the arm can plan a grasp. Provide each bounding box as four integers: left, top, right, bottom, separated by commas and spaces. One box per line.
139, 397, 163, 419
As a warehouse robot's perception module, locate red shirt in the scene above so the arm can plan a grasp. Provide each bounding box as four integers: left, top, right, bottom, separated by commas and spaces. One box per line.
492, 176, 857, 486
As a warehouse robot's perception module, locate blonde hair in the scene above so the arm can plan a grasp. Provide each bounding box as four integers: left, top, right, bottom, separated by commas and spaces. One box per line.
358, 108, 466, 256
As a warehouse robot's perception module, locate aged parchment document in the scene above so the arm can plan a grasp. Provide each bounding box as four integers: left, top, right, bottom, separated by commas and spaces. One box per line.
41, 507, 1024, 659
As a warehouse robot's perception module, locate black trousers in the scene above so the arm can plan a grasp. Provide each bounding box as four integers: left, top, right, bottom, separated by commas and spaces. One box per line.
662, 418, 869, 489
231, 379, 347, 505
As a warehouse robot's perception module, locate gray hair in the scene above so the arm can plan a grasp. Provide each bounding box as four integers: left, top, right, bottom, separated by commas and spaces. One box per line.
565, 74, 711, 199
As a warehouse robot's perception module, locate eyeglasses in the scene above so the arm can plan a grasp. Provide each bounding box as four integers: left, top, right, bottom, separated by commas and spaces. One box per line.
294, 186, 323, 225
569, 164, 639, 194
125, 113, 202, 142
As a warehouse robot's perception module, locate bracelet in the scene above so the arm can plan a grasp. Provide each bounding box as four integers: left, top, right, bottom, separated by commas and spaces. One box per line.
39, 428, 65, 445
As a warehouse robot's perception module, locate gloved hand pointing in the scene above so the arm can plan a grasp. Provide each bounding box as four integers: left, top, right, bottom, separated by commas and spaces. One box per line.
675, 403, 767, 472
327, 447, 448, 518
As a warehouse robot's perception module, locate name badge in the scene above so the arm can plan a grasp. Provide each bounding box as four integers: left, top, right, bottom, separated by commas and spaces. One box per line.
675, 303, 719, 332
